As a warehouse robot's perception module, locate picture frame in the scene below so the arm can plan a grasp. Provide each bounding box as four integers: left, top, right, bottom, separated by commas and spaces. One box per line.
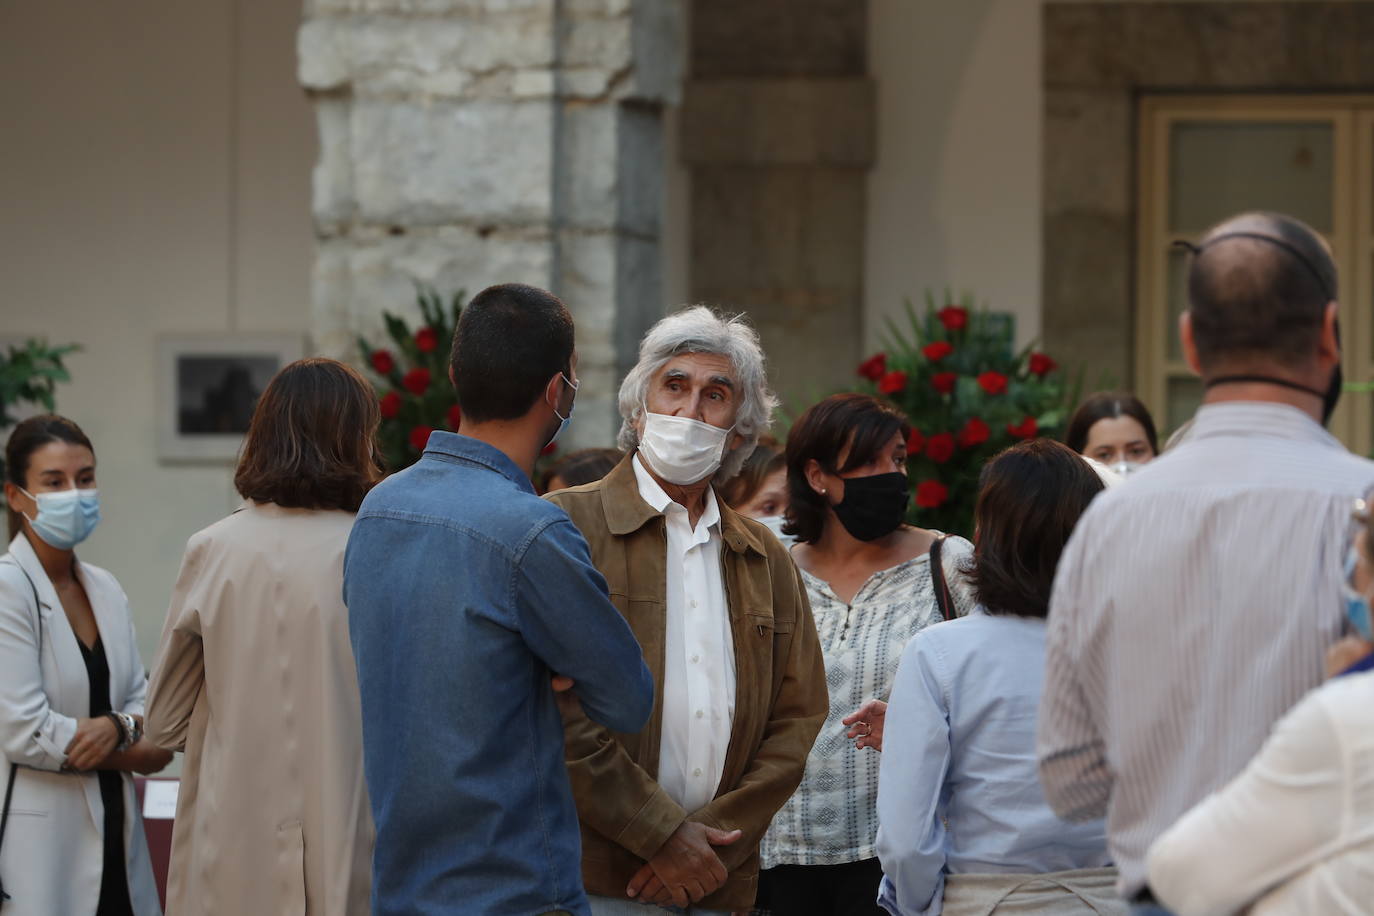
157, 334, 303, 463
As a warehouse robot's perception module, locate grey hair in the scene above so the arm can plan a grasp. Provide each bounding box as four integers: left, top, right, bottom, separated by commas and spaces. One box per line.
617, 305, 779, 481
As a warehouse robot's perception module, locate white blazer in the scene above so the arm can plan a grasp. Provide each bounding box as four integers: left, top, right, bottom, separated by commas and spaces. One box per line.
0, 533, 161, 916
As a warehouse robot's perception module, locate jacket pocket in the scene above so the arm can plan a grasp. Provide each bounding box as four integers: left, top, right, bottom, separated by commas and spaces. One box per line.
276, 820, 306, 916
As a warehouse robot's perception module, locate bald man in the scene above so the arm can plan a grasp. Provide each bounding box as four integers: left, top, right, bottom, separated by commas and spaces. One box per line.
1036, 211, 1374, 913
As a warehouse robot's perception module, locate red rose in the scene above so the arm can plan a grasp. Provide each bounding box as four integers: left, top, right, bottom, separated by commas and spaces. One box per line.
938, 306, 968, 332
409, 425, 434, 451
1007, 416, 1038, 439
371, 349, 395, 374
541, 441, 558, 456
415, 326, 439, 353
403, 367, 431, 396
915, 479, 949, 509
447, 403, 462, 430
922, 341, 954, 362
932, 372, 958, 395
906, 428, 924, 454
978, 371, 1008, 395
379, 391, 402, 420
1028, 352, 1057, 377
925, 432, 956, 464
857, 352, 887, 381
958, 416, 990, 449
878, 371, 908, 395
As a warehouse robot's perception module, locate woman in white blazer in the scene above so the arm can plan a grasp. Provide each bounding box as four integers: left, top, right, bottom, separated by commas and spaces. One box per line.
0, 415, 171, 916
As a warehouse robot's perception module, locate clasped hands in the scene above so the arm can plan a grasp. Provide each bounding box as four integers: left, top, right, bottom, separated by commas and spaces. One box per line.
551, 673, 742, 907
625, 820, 742, 907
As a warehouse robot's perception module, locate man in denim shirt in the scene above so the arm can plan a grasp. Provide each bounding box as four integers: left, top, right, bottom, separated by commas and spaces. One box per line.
345, 283, 655, 916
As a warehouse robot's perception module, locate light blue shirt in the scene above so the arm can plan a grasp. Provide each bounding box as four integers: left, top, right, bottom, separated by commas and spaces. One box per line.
876, 611, 1111, 915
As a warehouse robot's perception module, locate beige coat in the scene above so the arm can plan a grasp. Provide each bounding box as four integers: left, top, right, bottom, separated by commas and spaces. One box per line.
0, 534, 161, 916
145, 502, 373, 915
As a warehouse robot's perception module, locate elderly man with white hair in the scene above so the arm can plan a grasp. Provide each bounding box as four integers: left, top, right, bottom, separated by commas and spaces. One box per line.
547, 306, 827, 915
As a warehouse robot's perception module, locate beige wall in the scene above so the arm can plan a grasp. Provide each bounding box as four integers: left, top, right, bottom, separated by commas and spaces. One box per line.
865, 0, 1044, 352
0, 0, 315, 666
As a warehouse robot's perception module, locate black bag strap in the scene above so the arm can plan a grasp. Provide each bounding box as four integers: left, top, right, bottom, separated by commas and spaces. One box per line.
0, 555, 44, 906
929, 534, 956, 622
0, 762, 15, 902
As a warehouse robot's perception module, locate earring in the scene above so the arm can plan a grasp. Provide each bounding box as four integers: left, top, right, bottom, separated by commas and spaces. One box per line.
821, 488, 827, 495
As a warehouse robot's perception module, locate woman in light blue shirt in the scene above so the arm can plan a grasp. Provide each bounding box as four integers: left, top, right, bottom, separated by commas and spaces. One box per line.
874, 439, 1126, 916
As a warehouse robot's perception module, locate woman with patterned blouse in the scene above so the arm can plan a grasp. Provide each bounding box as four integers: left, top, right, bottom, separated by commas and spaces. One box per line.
758, 394, 977, 915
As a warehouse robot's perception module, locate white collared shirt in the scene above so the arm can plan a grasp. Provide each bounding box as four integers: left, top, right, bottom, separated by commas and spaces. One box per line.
632, 454, 736, 813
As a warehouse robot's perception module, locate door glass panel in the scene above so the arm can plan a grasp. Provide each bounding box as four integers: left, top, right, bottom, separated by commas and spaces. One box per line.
1169, 121, 1334, 232
1167, 247, 1189, 361
1166, 375, 1204, 437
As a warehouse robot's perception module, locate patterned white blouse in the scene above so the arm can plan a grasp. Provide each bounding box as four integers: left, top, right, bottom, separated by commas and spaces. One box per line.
760, 534, 977, 868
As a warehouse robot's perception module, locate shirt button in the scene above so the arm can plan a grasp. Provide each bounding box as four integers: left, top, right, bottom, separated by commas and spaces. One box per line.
691, 654, 700, 663
690, 599, 698, 608
693, 768, 703, 778
696, 709, 704, 719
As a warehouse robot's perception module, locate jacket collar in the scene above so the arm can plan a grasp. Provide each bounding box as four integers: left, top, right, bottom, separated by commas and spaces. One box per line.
7, 531, 59, 609
423, 430, 536, 495
600, 452, 768, 556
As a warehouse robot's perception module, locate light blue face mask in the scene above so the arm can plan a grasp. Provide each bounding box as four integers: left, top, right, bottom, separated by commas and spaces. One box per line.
1342, 547, 1373, 641
548, 372, 579, 447
19, 486, 102, 550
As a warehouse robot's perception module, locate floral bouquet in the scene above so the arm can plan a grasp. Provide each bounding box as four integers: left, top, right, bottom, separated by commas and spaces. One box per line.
357, 287, 465, 472
854, 293, 1075, 538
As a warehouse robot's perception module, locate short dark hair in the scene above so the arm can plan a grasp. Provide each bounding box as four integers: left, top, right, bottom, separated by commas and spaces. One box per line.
1187, 211, 1337, 370
783, 394, 910, 545
5, 415, 95, 539
717, 436, 785, 509
1064, 391, 1159, 456
234, 358, 383, 512
451, 283, 574, 423
542, 447, 623, 492
967, 438, 1104, 618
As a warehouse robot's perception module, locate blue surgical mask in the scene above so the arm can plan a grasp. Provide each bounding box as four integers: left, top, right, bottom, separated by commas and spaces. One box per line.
1342, 547, 1373, 641
19, 486, 101, 550
548, 372, 579, 447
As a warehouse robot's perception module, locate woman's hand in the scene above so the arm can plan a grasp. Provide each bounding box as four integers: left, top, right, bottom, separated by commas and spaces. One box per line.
843, 699, 887, 752
1325, 636, 1374, 678
64, 716, 120, 770
122, 741, 174, 775
94, 739, 175, 775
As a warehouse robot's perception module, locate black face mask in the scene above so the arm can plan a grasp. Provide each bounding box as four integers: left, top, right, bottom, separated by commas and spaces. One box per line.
832, 471, 910, 542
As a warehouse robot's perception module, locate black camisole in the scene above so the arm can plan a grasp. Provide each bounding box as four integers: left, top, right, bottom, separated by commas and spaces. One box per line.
76, 636, 134, 916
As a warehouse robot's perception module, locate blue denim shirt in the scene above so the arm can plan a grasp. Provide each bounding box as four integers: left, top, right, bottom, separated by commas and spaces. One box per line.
344, 432, 654, 916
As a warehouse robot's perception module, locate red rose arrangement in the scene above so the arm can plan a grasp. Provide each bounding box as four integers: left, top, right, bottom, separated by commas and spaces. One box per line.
854, 293, 1075, 535
359, 287, 481, 473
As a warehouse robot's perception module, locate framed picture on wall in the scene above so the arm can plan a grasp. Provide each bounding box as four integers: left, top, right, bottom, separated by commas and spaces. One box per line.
157, 334, 303, 462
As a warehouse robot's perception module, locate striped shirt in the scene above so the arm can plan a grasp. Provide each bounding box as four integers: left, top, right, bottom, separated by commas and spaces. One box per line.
1037, 401, 1374, 896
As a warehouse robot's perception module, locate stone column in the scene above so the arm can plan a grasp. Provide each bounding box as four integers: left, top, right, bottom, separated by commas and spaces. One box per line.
681, 0, 874, 404
299, 0, 682, 448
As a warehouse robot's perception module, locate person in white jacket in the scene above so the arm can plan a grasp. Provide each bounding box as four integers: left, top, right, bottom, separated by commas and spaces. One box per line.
1147, 496, 1374, 915
0, 415, 171, 916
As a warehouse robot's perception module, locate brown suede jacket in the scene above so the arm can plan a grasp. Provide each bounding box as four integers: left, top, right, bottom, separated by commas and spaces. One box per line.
546, 454, 828, 910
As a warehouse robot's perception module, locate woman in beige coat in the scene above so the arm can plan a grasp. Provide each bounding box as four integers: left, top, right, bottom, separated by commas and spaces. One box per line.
145, 358, 382, 915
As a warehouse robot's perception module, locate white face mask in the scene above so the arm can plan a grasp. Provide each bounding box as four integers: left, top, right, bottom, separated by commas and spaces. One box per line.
756, 514, 795, 547
1109, 460, 1145, 477
638, 410, 733, 485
